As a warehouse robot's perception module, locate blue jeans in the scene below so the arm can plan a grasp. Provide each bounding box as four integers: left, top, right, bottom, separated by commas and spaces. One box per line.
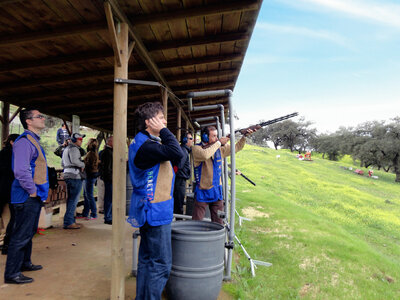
64, 179, 83, 228
83, 177, 97, 218
4, 196, 42, 279
104, 181, 112, 222
136, 222, 172, 300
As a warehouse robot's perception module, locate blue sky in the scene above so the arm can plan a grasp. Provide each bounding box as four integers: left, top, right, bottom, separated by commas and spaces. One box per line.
234, 0, 400, 133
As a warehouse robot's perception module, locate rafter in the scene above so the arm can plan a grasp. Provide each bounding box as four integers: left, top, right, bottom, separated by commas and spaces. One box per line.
0, 22, 107, 48
129, 0, 260, 26
0, 50, 114, 74
146, 32, 249, 51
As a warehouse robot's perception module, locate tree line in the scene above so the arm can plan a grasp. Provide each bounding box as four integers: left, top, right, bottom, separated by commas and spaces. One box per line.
250, 117, 400, 182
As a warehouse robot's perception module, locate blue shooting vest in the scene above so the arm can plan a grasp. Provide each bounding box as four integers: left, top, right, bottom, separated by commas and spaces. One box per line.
11, 131, 49, 204
194, 144, 223, 203
127, 132, 175, 227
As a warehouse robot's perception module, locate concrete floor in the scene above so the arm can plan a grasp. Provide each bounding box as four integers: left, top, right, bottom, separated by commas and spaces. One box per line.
0, 211, 232, 300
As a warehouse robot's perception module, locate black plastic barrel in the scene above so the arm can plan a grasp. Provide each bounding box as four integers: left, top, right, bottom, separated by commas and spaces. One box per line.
166, 220, 225, 300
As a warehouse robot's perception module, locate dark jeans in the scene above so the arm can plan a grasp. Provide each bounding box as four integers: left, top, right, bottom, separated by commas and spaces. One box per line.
4, 196, 42, 279
192, 199, 224, 224
64, 178, 83, 228
173, 177, 186, 215
136, 222, 172, 300
104, 181, 112, 222
83, 177, 97, 218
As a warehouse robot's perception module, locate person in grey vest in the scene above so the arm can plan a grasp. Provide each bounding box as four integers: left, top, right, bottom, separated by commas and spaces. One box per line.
62, 133, 85, 229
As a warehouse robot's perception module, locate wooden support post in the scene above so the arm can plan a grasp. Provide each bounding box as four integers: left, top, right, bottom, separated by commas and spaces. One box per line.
111, 22, 129, 300
1, 102, 10, 147
161, 87, 168, 121
176, 107, 181, 141
72, 115, 80, 133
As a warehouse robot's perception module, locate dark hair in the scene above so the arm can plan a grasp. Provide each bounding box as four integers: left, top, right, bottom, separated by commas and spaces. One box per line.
19, 108, 35, 129
86, 138, 98, 152
4, 133, 19, 147
134, 102, 164, 131
180, 130, 192, 144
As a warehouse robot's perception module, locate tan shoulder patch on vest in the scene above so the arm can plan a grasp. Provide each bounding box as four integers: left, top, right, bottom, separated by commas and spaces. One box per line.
152, 161, 173, 203
26, 135, 47, 185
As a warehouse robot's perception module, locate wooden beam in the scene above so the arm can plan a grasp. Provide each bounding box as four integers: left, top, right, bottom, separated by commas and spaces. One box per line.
62, 119, 72, 136
11, 84, 113, 103
1, 102, 9, 146
146, 32, 249, 51
0, 22, 107, 48
128, 41, 136, 60
105, 1, 121, 67
111, 21, 128, 300
161, 87, 168, 121
157, 53, 242, 69
177, 107, 181, 141
167, 69, 239, 82
129, 0, 260, 26
0, 54, 240, 93
0, 69, 114, 91
107, 0, 192, 126
0, 0, 25, 6
9, 107, 21, 123
0, 50, 114, 73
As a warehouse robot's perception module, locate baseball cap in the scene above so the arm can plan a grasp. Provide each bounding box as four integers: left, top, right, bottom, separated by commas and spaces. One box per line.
71, 133, 86, 142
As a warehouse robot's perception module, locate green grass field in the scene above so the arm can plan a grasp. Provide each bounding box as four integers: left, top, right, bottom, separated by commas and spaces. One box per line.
224, 145, 400, 299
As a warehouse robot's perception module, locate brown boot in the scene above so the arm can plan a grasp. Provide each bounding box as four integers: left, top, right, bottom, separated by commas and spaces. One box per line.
64, 223, 81, 229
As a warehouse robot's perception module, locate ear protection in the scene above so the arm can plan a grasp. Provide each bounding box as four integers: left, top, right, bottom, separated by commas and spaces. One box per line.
71, 133, 79, 143
201, 127, 209, 143
181, 135, 188, 144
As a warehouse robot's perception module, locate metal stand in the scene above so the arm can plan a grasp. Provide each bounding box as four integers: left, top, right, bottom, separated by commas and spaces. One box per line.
131, 230, 140, 277
235, 209, 251, 227
234, 235, 272, 277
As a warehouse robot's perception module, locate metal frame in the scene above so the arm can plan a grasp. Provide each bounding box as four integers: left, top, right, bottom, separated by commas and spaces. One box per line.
188, 89, 235, 280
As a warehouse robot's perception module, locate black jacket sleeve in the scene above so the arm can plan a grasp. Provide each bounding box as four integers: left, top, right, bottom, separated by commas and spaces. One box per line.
134, 128, 184, 170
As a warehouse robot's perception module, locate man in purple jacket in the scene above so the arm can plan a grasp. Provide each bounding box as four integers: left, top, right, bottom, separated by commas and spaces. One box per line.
4, 108, 49, 285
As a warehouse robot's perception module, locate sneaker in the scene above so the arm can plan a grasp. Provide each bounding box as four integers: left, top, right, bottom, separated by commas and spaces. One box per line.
85, 217, 97, 220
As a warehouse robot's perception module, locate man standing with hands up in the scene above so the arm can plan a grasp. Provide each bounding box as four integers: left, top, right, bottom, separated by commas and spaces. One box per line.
127, 102, 183, 300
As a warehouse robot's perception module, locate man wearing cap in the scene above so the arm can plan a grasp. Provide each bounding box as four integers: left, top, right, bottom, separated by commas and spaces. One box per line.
62, 133, 85, 229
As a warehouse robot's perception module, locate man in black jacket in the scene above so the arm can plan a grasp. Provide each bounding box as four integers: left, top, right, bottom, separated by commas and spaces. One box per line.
0, 134, 19, 254
99, 136, 113, 225
173, 131, 193, 215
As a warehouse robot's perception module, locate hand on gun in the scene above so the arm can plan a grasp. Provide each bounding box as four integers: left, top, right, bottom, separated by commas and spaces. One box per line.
219, 136, 230, 146
244, 128, 256, 137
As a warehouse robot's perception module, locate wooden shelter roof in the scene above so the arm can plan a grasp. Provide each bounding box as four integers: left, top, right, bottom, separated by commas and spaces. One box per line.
0, 0, 263, 136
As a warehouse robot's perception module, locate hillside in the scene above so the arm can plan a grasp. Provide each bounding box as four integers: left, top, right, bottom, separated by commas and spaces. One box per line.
224, 145, 400, 299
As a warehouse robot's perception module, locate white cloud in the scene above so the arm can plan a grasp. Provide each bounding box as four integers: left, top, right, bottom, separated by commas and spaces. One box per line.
256, 22, 351, 48
284, 0, 400, 29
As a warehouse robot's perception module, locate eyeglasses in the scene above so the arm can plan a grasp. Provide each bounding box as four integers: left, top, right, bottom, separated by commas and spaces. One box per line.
30, 114, 45, 119
189, 137, 193, 140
